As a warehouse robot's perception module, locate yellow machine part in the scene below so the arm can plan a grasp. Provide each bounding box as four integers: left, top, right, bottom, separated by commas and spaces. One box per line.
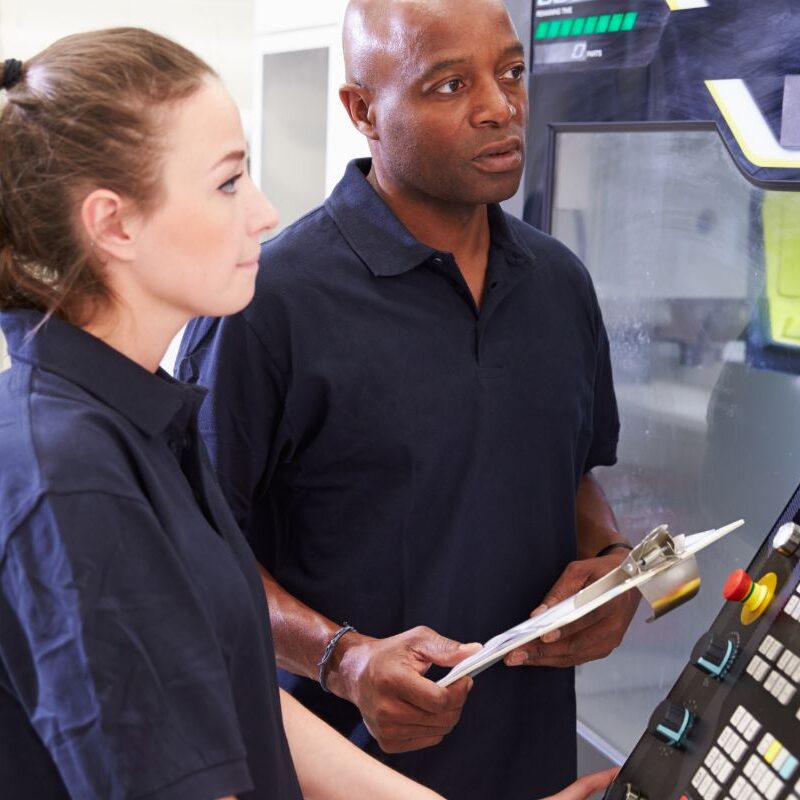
764, 192, 800, 347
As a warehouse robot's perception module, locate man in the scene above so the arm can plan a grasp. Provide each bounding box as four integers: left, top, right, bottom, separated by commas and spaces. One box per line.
177, 0, 638, 796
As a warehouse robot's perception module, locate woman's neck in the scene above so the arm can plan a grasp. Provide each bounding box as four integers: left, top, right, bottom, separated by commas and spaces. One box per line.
82, 300, 186, 374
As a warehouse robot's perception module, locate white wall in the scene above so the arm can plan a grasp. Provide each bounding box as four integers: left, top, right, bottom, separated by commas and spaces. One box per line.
0, 0, 255, 120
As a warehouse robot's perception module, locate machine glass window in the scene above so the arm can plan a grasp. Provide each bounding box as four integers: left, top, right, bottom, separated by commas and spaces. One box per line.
551, 126, 800, 757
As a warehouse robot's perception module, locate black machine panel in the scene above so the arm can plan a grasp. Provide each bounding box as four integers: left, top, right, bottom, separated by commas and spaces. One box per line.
524, 0, 800, 230
603, 492, 800, 800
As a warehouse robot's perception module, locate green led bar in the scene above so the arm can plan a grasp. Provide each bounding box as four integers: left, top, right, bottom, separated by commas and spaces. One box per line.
534, 11, 637, 39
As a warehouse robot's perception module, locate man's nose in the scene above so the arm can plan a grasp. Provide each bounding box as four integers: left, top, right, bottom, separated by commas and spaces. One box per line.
470, 80, 516, 127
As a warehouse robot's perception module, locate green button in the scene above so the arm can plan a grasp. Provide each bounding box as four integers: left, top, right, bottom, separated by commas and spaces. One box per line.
608, 13, 624, 32
621, 11, 638, 31
596, 14, 611, 33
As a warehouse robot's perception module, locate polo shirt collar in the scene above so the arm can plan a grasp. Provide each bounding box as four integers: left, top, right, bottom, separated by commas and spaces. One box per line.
1, 308, 204, 437
326, 158, 533, 276
325, 159, 434, 277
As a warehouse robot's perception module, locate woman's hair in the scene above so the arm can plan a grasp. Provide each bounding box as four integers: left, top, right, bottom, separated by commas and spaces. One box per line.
0, 28, 216, 324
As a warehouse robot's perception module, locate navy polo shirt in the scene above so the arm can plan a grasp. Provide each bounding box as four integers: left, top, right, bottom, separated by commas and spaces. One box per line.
178, 158, 619, 800
0, 310, 301, 800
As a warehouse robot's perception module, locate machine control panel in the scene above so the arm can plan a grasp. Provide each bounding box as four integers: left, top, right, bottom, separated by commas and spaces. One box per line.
603, 495, 800, 800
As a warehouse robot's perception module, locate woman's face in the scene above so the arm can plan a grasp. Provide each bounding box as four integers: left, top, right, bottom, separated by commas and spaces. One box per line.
126, 78, 277, 320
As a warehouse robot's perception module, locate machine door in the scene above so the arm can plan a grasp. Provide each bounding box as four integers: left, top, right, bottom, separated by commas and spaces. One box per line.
523, 0, 800, 764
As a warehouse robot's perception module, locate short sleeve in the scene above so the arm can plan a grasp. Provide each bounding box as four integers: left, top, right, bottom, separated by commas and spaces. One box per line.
176, 313, 291, 532
583, 301, 620, 472
0, 491, 252, 800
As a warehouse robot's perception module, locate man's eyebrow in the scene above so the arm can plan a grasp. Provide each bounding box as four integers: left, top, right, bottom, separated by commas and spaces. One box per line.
502, 42, 525, 59
418, 43, 526, 84
210, 149, 247, 172
418, 57, 470, 84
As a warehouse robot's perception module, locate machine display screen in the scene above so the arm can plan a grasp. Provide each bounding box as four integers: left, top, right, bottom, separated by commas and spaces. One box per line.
531, 0, 668, 70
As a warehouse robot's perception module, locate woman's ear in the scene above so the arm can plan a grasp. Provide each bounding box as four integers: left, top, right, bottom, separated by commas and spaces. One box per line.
80, 189, 140, 263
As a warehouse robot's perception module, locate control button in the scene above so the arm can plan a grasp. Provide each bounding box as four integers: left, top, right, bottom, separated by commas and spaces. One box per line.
649, 700, 694, 747
731, 776, 749, 800
717, 760, 734, 783
746, 655, 770, 682
781, 755, 799, 781
765, 740, 782, 764
743, 717, 762, 742
758, 733, 776, 756
758, 636, 784, 662
694, 767, 710, 789
693, 632, 739, 679
724, 569, 770, 612
773, 522, 800, 556
732, 739, 748, 763
718, 726, 733, 749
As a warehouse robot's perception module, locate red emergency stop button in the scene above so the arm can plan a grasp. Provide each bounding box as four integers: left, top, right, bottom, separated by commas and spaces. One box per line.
723, 568, 772, 614
723, 568, 753, 602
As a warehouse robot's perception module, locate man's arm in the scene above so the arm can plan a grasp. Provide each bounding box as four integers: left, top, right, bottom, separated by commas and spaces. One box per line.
260, 565, 480, 753
505, 471, 640, 668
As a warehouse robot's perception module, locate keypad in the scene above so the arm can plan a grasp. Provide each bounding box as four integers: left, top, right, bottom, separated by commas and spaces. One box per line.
694, 705, 800, 800
749, 636, 799, 706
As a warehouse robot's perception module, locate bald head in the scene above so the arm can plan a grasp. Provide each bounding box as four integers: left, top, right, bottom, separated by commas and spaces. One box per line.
339, 0, 526, 211
343, 0, 512, 89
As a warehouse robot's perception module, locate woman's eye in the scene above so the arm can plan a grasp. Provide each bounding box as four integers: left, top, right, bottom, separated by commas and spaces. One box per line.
436, 79, 464, 95
219, 173, 243, 194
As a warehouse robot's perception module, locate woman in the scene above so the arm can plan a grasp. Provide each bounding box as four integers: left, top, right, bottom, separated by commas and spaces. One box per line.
0, 31, 615, 799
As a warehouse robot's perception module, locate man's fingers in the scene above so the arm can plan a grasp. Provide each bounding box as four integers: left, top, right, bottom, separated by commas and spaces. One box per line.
400, 670, 473, 714
411, 627, 481, 668
370, 696, 463, 729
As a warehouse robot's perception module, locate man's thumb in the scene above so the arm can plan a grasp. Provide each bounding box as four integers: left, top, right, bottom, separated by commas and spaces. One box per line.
416, 633, 482, 667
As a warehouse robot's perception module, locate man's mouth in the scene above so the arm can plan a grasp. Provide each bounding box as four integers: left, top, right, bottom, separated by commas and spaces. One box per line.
472, 138, 524, 173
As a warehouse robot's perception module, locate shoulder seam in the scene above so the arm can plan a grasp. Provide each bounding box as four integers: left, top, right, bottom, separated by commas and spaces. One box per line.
1, 489, 153, 560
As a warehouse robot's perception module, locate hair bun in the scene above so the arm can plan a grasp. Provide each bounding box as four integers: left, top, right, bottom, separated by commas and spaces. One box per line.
2, 59, 23, 91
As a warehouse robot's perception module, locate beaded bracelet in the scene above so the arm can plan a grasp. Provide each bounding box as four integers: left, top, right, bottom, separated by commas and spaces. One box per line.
317, 623, 356, 693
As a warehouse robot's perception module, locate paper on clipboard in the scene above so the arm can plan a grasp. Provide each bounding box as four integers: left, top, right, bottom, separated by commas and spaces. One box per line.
437, 520, 744, 687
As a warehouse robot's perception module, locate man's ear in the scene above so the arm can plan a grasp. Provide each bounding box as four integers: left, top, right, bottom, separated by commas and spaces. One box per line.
339, 83, 379, 140
79, 189, 140, 263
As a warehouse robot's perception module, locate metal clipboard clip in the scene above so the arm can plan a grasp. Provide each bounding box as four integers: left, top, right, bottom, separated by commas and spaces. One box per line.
576, 524, 702, 621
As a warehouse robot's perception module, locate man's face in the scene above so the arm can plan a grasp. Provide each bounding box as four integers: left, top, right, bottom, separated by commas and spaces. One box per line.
370, 1, 528, 207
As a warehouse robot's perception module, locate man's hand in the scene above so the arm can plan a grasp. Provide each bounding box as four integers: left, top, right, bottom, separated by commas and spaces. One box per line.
504, 551, 639, 668
327, 626, 480, 753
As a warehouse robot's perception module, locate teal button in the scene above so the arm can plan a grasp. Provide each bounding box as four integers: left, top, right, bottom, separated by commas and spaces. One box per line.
779, 754, 798, 780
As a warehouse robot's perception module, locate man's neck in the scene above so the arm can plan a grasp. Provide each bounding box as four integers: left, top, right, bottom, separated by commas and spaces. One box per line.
367, 166, 492, 306
366, 166, 491, 262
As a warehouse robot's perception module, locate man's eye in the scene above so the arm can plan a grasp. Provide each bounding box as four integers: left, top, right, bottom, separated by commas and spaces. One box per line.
436, 79, 464, 95
503, 64, 526, 81
219, 173, 243, 194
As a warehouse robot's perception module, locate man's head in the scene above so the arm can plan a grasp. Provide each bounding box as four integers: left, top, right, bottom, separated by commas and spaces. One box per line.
340, 0, 527, 208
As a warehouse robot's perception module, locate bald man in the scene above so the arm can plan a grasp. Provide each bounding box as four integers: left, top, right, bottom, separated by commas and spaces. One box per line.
177, 1, 637, 797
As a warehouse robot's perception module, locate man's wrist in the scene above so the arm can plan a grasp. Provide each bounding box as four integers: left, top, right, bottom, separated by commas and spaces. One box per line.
594, 540, 633, 559
323, 629, 371, 700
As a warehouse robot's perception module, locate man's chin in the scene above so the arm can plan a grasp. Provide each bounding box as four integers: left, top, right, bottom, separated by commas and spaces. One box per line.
469, 167, 525, 205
